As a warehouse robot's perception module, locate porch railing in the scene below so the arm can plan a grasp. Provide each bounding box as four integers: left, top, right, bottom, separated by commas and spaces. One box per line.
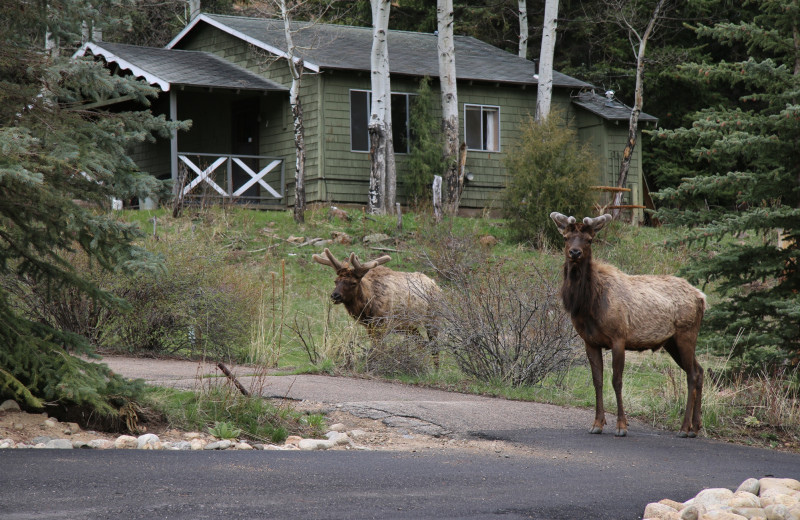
178, 152, 285, 204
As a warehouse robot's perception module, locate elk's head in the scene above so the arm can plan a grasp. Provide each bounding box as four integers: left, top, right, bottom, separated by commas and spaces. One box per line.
312, 248, 391, 304
550, 212, 612, 265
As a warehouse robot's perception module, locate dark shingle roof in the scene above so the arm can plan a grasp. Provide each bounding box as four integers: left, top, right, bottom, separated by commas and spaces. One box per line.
76, 41, 287, 92
171, 14, 591, 89
572, 90, 658, 124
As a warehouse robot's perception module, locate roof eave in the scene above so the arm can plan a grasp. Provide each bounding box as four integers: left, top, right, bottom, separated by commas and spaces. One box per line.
167, 14, 321, 74
75, 42, 171, 91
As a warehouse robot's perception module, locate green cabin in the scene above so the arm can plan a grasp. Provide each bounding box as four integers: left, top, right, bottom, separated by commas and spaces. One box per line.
76, 13, 657, 222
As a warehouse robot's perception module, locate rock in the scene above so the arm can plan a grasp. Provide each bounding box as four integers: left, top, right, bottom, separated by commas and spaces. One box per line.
72, 441, 90, 449
643, 502, 680, 519
0, 439, 16, 449
331, 232, 352, 245
702, 511, 748, 520
43, 418, 60, 429
183, 432, 204, 440
115, 435, 138, 449
765, 504, 791, 520
730, 492, 762, 508
325, 431, 351, 446
731, 507, 768, 519
479, 235, 499, 248
63, 423, 81, 435
12, 422, 24, 430
762, 480, 800, 494
45, 439, 73, 449
234, 442, 254, 450
31, 436, 53, 445
298, 438, 335, 451
205, 440, 232, 450
328, 423, 346, 432
659, 499, 685, 511
738, 479, 762, 496
692, 488, 735, 509
363, 233, 391, 244
681, 504, 706, 520
88, 439, 114, 450
190, 439, 206, 450
349, 429, 367, 439
171, 441, 192, 451
0, 400, 21, 413
284, 435, 303, 446
137, 433, 160, 450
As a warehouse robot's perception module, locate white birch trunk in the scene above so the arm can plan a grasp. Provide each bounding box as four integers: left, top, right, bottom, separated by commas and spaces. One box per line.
281, 0, 306, 223
518, 0, 528, 59
437, 0, 461, 215
368, 0, 392, 215
611, 0, 666, 218
535, 0, 558, 122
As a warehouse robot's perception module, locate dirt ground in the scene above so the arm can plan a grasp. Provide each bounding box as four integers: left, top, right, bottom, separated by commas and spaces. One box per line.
0, 399, 530, 456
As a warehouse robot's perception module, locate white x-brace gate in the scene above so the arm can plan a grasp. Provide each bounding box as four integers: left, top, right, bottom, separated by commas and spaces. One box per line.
178, 152, 284, 203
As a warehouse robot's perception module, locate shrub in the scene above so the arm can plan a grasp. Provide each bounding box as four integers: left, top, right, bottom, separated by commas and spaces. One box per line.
502, 114, 598, 248
435, 263, 580, 387
404, 76, 445, 208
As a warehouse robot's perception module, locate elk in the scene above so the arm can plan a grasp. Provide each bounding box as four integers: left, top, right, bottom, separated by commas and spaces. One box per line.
550, 212, 706, 438
312, 248, 441, 366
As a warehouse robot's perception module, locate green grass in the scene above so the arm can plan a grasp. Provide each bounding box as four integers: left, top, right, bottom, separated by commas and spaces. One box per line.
113, 205, 798, 451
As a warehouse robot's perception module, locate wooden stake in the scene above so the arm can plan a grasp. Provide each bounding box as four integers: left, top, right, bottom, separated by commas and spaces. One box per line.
217, 362, 250, 396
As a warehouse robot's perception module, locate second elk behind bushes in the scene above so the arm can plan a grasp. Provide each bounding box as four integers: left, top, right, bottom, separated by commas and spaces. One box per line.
312, 248, 442, 372
435, 262, 580, 387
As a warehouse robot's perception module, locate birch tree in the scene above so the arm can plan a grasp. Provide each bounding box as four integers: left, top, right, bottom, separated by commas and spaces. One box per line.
609, 0, 668, 218
437, 0, 461, 215
368, 0, 395, 215
278, 0, 307, 223
535, 0, 558, 122
518, 0, 528, 59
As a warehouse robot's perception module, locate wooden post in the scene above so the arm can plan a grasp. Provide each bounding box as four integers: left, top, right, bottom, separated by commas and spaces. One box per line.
217, 362, 250, 397
396, 203, 402, 232
433, 175, 443, 223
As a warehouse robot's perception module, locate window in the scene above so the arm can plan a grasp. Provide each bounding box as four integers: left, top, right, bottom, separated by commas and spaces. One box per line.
350, 90, 411, 153
464, 104, 500, 152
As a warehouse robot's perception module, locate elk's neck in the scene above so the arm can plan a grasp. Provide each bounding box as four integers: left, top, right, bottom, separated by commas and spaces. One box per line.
561, 257, 597, 319
344, 284, 375, 323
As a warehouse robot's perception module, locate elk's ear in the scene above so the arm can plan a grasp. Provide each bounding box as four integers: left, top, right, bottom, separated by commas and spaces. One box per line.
550, 212, 577, 236
583, 214, 613, 233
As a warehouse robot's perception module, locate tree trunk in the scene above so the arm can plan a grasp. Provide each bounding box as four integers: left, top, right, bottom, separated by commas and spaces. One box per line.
518, 0, 528, 59
438, 0, 460, 216
369, 0, 392, 215
281, 0, 306, 224
610, 0, 666, 219
535, 0, 558, 122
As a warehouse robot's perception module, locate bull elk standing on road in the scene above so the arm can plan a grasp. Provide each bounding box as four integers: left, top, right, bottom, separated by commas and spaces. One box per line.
312, 248, 441, 367
550, 212, 706, 438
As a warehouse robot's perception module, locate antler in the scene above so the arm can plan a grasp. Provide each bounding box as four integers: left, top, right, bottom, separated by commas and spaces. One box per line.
350, 252, 391, 272
312, 248, 344, 270
583, 214, 613, 232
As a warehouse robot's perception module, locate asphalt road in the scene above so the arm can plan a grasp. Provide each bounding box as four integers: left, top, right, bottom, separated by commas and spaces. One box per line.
1, 356, 798, 520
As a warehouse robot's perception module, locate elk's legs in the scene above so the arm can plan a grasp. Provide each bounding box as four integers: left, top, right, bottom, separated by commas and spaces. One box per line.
585, 343, 606, 434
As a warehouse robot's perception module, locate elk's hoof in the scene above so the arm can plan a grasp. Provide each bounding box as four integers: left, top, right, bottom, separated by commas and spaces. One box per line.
676, 431, 689, 438
615, 429, 627, 437
688, 431, 697, 438
588, 426, 603, 434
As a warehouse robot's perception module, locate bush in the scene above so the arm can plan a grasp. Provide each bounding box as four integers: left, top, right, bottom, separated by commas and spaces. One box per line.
502, 114, 598, 248
435, 263, 580, 387
404, 76, 445, 208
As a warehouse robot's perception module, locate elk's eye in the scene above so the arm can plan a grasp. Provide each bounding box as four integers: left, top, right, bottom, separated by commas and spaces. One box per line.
587, 238, 593, 244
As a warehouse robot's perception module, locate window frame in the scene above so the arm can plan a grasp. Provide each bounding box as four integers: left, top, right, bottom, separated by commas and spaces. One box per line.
464, 103, 501, 152
349, 89, 412, 154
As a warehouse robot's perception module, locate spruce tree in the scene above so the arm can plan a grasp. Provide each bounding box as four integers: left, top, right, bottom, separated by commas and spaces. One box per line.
653, 0, 799, 365
0, 0, 186, 423
404, 76, 444, 208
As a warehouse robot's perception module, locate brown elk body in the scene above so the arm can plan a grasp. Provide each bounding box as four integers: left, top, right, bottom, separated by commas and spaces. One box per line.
312, 248, 441, 365
550, 212, 706, 437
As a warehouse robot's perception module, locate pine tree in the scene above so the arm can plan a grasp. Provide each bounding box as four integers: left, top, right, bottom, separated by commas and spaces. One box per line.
653, 0, 800, 365
404, 77, 444, 208
0, 0, 186, 423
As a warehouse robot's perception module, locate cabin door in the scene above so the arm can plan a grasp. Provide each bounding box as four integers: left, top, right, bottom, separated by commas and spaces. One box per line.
231, 98, 260, 200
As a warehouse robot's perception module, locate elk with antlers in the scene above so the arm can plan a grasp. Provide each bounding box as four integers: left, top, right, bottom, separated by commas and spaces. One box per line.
312, 248, 442, 367
550, 212, 706, 438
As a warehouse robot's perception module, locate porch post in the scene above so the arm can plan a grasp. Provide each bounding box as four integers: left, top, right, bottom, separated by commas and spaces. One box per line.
170, 89, 178, 192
